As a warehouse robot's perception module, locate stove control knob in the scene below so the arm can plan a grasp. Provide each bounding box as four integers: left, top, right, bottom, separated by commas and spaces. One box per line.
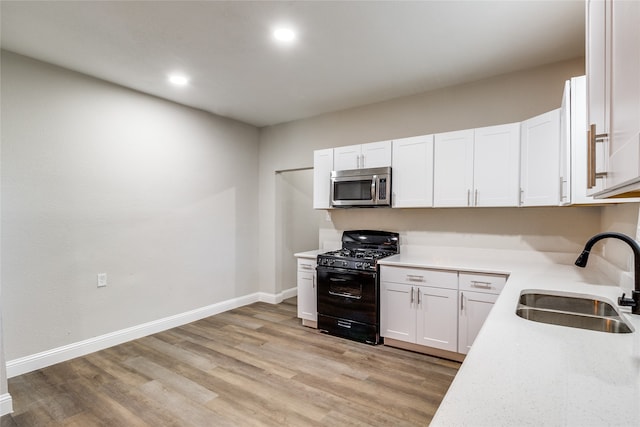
355, 262, 363, 269
363, 262, 371, 270
342, 261, 348, 267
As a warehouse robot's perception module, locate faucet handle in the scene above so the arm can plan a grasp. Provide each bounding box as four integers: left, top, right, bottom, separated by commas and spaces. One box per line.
618, 293, 637, 307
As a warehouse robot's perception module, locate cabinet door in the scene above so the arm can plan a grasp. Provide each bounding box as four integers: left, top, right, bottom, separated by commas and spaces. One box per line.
458, 291, 498, 355
434, 129, 475, 207
473, 123, 520, 207
297, 270, 317, 321
415, 286, 458, 352
392, 135, 434, 207
559, 81, 571, 205
520, 109, 561, 206
606, 0, 640, 189
334, 144, 361, 171
313, 149, 334, 209
380, 281, 416, 342
297, 258, 317, 322
361, 140, 392, 168
586, 0, 610, 138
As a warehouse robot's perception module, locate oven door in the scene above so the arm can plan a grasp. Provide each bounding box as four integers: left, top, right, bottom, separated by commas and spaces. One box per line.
316, 266, 378, 325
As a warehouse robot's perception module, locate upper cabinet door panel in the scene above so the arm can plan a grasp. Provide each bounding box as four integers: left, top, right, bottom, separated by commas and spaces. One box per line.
587, 0, 610, 135
333, 144, 361, 171
361, 140, 392, 168
473, 123, 521, 207
433, 129, 474, 207
520, 109, 561, 206
392, 135, 434, 208
313, 148, 334, 209
607, 0, 640, 189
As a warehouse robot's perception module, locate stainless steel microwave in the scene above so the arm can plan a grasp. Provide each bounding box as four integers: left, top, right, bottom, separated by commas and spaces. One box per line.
330, 167, 391, 207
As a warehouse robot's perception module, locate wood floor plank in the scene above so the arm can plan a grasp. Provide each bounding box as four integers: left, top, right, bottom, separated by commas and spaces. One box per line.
2, 298, 460, 426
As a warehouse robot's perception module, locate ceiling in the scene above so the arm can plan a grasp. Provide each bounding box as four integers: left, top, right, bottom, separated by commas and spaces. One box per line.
0, 1, 585, 127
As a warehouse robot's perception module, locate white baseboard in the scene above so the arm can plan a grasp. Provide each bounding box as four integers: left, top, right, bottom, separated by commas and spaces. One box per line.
0, 393, 13, 417
6, 289, 296, 378
258, 286, 297, 304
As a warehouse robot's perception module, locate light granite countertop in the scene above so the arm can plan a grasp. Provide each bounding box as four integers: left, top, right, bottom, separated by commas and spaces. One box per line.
377, 248, 640, 427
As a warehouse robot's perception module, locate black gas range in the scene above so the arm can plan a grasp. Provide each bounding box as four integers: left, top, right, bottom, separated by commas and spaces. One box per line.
316, 230, 399, 345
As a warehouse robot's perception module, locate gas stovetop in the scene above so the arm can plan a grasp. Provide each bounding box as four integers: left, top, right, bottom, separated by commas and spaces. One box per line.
317, 230, 399, 271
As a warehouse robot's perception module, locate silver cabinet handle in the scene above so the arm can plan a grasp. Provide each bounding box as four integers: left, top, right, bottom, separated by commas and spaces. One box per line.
461, 292, 464, 310
467, 189, 470, 206
406, 274, 425, 282
312, 275, 315, 289
300, 264, 314, 270
474, 189, 478, 206
588, 124, 609, 188
417, 288, 421, 305
470, 280, 492, 289
410, 286, 415, 304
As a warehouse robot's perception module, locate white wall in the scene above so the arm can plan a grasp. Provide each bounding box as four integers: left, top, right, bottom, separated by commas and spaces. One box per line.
0, 51, 260, 361
599, 203, 640, 271
321, 206, 601, 255
258, 57, 587, 295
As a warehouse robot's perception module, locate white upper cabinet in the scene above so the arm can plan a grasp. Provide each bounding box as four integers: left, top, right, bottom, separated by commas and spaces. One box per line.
434, 125, 519, 208
559, 79, 572, 205
333, 144, 361, 170
520, 109, 561, 206
434, 129, 475, 207
587, 0, 610, 138
392, 135, 434, 208
313, 148, 333, 209
334, 140, 392, 171
473, 123, 521, 207
588, 0, 640, 198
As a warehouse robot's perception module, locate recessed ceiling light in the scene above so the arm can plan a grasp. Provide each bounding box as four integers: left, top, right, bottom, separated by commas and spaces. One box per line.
273, 27, 296, 42
168, 74, 189, 86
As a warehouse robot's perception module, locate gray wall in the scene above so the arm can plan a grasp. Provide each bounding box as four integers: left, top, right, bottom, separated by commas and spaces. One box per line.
258, 57, 589, 295
0, 51, 260, 361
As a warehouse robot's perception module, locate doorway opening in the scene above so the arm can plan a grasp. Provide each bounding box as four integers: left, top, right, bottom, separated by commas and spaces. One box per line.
275, 168, 323, 299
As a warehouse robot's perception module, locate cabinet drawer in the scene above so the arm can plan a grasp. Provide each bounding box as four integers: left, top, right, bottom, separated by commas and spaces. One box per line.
297, 258, 316, 272
459, 272, 507, 294
381, 266, 457, 290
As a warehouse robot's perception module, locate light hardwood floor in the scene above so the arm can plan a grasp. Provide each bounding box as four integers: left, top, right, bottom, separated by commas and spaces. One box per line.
1, 298, 460, 426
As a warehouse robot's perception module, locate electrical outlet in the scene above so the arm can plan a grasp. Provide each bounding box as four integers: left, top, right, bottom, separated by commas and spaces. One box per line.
97, 273, 107, 288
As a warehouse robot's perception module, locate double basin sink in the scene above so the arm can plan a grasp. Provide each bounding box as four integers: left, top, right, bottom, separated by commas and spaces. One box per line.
516, 290, 634, 333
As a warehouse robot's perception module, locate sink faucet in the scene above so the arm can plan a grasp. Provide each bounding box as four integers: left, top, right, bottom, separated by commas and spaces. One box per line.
575, 232, 640, 315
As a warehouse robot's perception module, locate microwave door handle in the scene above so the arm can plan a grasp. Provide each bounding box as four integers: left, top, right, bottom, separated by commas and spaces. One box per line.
371, 175, 377, 202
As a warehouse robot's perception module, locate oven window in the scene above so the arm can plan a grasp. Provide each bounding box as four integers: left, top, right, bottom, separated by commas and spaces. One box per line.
328, 279, 363, 299
334, 180, 372, 201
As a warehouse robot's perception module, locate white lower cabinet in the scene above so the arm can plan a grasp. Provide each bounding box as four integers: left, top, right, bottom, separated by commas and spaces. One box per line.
381, 265, 507, 357
380, 266, 458, 352
296, 257, 317, 326
457, 272, 507, 354
415, 285, 458, 351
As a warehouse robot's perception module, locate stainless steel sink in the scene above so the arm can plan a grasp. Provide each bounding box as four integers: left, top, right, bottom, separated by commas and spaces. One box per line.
516, 290, 634, 334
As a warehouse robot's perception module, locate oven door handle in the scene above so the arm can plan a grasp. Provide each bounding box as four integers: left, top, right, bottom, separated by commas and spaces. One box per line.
329, 277, 348, 282
328, 290, 362, 300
